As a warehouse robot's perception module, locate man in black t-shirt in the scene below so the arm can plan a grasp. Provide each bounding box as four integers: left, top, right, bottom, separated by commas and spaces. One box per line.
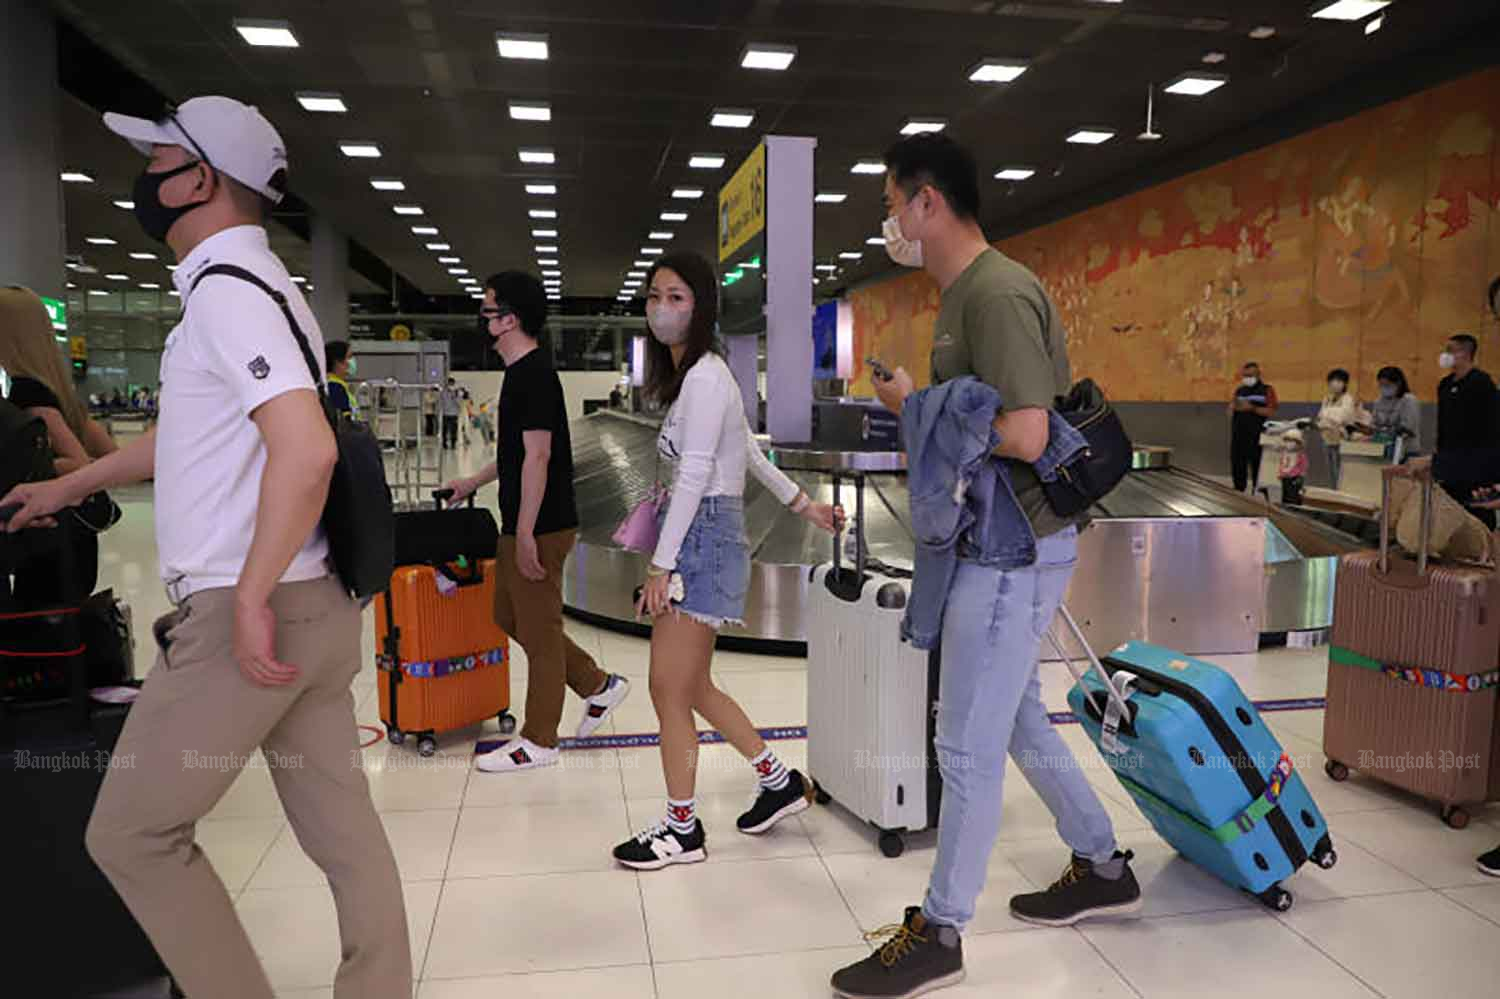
446, 271, 628, 773
1433, 333, 1500, 528
1228, 361, 1278, 493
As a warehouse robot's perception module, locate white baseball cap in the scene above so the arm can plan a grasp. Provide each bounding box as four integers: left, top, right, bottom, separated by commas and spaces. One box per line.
103, 96, 288, 204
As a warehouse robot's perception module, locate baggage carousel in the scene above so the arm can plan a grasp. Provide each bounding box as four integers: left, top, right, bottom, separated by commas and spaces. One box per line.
561, 411, 1364, 656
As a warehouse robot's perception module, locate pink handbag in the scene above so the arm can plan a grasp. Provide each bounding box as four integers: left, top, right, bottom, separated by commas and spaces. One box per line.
613, 485, 668, 553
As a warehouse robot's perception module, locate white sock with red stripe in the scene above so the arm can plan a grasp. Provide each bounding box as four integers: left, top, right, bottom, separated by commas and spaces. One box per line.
750, 747, 790, 791
665, 797, 696, 835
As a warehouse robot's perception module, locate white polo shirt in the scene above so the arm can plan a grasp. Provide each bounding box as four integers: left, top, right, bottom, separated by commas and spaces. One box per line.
157, 225, 331, 599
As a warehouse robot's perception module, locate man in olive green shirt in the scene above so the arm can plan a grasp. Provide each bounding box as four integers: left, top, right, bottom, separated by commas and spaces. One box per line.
833, 134, 1138, 999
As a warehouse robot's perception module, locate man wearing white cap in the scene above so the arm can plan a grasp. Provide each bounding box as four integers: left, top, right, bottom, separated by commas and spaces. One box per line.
1, 97, 411, 998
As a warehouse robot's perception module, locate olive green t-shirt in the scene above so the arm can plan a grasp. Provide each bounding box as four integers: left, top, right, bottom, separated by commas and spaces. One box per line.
929, 248, 1076, 539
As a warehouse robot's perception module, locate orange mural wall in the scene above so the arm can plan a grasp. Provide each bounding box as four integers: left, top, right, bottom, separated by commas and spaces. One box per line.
850, 67, 1500, 405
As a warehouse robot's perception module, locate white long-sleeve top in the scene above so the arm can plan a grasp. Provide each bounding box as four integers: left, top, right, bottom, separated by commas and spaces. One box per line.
651, 352, 802, 570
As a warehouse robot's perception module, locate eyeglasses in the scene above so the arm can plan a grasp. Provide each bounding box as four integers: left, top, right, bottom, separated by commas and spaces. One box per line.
477, 303, 515, 332
161, 103, 215, 170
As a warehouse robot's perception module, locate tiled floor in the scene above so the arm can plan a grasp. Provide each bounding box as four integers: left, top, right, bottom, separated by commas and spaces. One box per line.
93, 467, 1500, 999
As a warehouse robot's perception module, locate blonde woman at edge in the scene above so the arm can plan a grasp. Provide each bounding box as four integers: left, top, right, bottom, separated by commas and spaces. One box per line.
0, 287, 117, 473
611, 251, 844, 871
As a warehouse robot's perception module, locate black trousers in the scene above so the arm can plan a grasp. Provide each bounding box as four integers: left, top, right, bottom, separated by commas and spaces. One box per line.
442, 415, 459, 449
1231, 436, 1263, 493
1440, 480, 1498, 530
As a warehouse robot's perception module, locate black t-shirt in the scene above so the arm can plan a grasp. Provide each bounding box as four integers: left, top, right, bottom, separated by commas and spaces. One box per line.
1232, 380, 1276, 441
1435, 367, 1499, 482
7, 375, 62, 412
496, 349, 578, 537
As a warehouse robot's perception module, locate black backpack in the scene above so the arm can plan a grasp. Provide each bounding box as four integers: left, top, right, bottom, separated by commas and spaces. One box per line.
1042, 379, 1133, 518
0, 398, 54, 502
189, 265, 395, 600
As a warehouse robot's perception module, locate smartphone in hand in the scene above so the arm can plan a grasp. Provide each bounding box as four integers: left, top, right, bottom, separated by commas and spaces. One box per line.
866, 357, 894, 382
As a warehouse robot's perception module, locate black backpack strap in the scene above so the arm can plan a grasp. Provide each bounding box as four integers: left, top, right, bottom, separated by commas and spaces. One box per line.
188, 263, 326, 399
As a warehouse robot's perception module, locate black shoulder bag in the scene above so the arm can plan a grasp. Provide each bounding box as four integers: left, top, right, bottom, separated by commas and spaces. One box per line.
189, 265, 394, 600
1042, 378, 1133, 517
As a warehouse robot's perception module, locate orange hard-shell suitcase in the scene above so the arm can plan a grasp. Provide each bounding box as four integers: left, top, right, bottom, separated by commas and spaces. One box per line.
376, 494, 514, 756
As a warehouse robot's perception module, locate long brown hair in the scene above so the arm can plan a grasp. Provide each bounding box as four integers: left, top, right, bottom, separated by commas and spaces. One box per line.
643, 252, 721, 407
0, 287, 89, 439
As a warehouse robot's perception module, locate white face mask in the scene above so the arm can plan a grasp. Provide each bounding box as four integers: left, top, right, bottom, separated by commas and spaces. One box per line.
1328, 380, 1345, 395
883, 211, 924, 269
1439, 351, 1457, 370
1242, 376, 1258, 388
646, 303, 692, 345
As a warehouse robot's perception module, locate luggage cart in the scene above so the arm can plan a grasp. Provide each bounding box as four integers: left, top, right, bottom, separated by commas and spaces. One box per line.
367, 381, 447, 509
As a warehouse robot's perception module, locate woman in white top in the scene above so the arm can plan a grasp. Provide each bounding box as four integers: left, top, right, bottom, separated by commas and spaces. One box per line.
612, 252, 842, 871
1315, 367, 1362, 489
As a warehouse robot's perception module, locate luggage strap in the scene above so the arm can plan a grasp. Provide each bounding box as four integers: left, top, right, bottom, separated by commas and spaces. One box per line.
1116, 752, 1297, 846
377, 645, 505, 680
1329, 645, 1500, 694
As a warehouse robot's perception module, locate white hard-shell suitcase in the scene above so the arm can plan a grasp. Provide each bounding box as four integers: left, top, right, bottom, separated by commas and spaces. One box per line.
806, 466, 940, 858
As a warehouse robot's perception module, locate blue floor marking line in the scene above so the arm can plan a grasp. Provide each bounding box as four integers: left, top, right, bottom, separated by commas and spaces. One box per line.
472, 698, 1326, 754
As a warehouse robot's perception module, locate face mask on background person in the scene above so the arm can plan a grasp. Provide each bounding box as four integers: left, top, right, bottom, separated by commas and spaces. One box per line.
646, 303, 692, 345
1379, 383, 1396, 399
1242, 376, 1258, 388
1439, 351, 1457, 370
1328, 379, 1346, 395
346, 357, 358, 377
132, 160, 210, 243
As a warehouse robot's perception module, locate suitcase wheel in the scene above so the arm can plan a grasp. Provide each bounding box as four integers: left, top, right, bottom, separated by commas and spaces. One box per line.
387, 726, 406, 747
1324, 760, 1349, 782
812, 779, 832, 806
1314, 848, 1338, 870
418, 735, 438, 758
498, 711, 517, 735
1442, 805, 1471, 830
1256, 885, 1293, 912
878, 830, 905, 859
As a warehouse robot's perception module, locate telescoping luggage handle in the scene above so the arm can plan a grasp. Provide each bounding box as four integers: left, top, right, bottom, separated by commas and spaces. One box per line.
1378, 464, 1433, 578
1044, 604, 1137, 750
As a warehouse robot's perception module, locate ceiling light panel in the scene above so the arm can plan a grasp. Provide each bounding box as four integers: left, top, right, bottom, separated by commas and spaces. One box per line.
1163, 72, 1228, 96
534, 245, 558, 254
296, 92, 347, 113
438, 256, 462, 263
994, 167, 1036, 181
815, 192, 847, 203
60, 171, 94, 183
370, 178, 405, 191
741, 43, 796, 71
234, 18, 298, 48
509, 101, 552, 122
672, 188, 704, 200
851, 160, 885, 174
529, 209, 557, 219
526, 183, 557, 195
1066, 128, 1116, 145
689, 154, 726, 169
900, 119, 947, 135
710, 108, 755, 129
532, 228, 558, 237
1310, 1, 1390, 20
968, 59, 1028, 83
411, 226, 438, 235
519, 148, 556, 164
392, 205, 424, 215
339, 142, 381, 158
426, 243, 451, 250
649, 231, 674, 240
660, 212, 688, 222
496, 32, 549, 60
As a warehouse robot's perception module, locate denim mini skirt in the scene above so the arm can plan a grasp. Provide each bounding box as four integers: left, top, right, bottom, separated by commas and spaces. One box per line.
656, 495, 750, 630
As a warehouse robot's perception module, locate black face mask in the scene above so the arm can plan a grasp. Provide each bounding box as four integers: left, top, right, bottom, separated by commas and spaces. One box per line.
132, 160, 208, 243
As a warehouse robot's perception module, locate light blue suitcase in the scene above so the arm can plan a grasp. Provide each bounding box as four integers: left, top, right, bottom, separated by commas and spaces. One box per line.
1054, 611, 1337, 911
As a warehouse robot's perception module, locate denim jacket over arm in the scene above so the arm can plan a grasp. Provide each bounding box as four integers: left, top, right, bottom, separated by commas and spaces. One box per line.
898, 376, 1088, 650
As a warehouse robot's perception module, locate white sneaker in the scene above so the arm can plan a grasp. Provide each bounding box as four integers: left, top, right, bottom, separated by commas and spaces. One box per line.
576, 674, 632, 738
475, 737, 560, 773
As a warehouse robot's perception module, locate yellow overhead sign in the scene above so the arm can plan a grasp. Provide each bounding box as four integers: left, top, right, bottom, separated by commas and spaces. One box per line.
718, 142, 766, 262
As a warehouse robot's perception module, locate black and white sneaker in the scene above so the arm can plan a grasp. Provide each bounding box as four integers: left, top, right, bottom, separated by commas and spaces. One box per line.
737, 768, 813, 834
1009, 850, 1143, 926
1478, 845, 1500, 877
613, 819, 707, 871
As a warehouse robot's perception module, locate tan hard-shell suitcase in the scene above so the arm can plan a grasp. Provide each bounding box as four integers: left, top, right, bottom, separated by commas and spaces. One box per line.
1322, 466, 1500, 828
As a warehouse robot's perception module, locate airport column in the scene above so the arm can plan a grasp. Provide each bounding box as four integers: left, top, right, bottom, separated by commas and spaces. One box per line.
0, 0, 65, 297
310, 213, 350, 342
762, 136, 815, 444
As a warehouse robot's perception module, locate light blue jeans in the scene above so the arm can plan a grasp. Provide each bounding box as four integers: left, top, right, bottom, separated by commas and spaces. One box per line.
923, 526, 1118, 931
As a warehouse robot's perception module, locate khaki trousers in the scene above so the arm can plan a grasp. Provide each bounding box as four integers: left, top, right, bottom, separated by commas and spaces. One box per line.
86, 577, 411, 999
494, 529, 608, 748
